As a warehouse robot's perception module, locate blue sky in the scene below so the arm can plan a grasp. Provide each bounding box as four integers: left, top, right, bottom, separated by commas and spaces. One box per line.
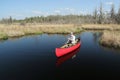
0, 0, 120, 19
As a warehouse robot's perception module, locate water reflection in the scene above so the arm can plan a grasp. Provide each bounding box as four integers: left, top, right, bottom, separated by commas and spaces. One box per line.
93, 32, 102, 42
56, 47, 80, 67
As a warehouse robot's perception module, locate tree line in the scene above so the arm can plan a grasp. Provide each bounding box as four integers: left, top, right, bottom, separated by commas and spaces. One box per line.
1, 3, 120, 24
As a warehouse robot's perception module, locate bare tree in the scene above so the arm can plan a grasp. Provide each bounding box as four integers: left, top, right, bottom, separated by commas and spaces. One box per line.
98, 2, 104, 24
9, 16, 12, 24
93, 8, 98, 24
116, 5, 120, 24
110, 4, 116, 23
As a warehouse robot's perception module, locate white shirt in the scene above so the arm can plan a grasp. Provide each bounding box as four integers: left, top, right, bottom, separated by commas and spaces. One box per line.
69, 34, 76, 44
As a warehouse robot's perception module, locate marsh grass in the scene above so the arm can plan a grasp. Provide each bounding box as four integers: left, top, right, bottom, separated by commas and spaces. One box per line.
0, 24, 82, 39
80, 24, 120, 48
100, 31, 120, 48
82, 24, 120, 30
1, 23, 120, 48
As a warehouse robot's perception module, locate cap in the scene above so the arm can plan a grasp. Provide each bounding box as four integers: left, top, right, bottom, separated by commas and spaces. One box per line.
70, 32, 73, 34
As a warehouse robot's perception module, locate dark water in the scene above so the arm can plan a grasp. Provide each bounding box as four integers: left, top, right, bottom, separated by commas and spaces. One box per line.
0, 32, 120, 80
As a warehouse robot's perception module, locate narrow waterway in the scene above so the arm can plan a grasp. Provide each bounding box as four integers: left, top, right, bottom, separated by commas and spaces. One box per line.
0, 32, 120, 79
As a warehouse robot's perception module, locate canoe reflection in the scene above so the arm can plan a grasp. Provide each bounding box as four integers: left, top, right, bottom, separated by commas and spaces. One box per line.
56, 47, 80, 67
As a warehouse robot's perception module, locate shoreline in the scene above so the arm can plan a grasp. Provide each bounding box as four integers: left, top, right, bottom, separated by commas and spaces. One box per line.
0, 23, 120, 49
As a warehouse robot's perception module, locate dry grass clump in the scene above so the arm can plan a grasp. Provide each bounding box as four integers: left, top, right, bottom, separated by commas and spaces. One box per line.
100, 31, 120, 48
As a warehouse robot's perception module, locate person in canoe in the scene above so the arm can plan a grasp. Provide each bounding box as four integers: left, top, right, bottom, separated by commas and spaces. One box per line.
61, 32, 76, 48
67, 32, 76, 44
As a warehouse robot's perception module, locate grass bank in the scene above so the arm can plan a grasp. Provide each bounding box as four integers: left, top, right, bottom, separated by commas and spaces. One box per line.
100, 31, 120, 48
81, 24, 120, 31
80, 24, 120, 49
0, 23, 82, 40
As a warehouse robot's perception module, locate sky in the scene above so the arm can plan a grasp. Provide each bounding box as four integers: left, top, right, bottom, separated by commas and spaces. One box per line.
0, 0, 120, 19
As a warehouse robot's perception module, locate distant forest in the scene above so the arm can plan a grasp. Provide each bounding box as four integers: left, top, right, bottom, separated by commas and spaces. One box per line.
1, 3, 120, 24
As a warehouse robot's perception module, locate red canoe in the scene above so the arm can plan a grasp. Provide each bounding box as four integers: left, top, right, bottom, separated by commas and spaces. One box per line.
56, 47, 80, 67
55, 38, 81, 57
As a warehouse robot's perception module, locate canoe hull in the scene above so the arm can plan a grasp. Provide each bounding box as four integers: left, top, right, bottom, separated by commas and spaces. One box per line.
56, 47, 80, 67
55, 41, 81, 57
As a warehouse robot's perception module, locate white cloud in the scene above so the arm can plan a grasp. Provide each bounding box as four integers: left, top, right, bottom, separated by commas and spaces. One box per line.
32, 10, 42, 14
64, 8, 75, 11
51, 8, 76, 15
79, 11, 88, 15
65, 8, 70, 10
106, 2, 113, 5
54, 10, 61, 13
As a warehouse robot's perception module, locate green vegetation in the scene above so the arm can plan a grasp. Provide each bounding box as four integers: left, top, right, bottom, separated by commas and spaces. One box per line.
0, 32, 8, 40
